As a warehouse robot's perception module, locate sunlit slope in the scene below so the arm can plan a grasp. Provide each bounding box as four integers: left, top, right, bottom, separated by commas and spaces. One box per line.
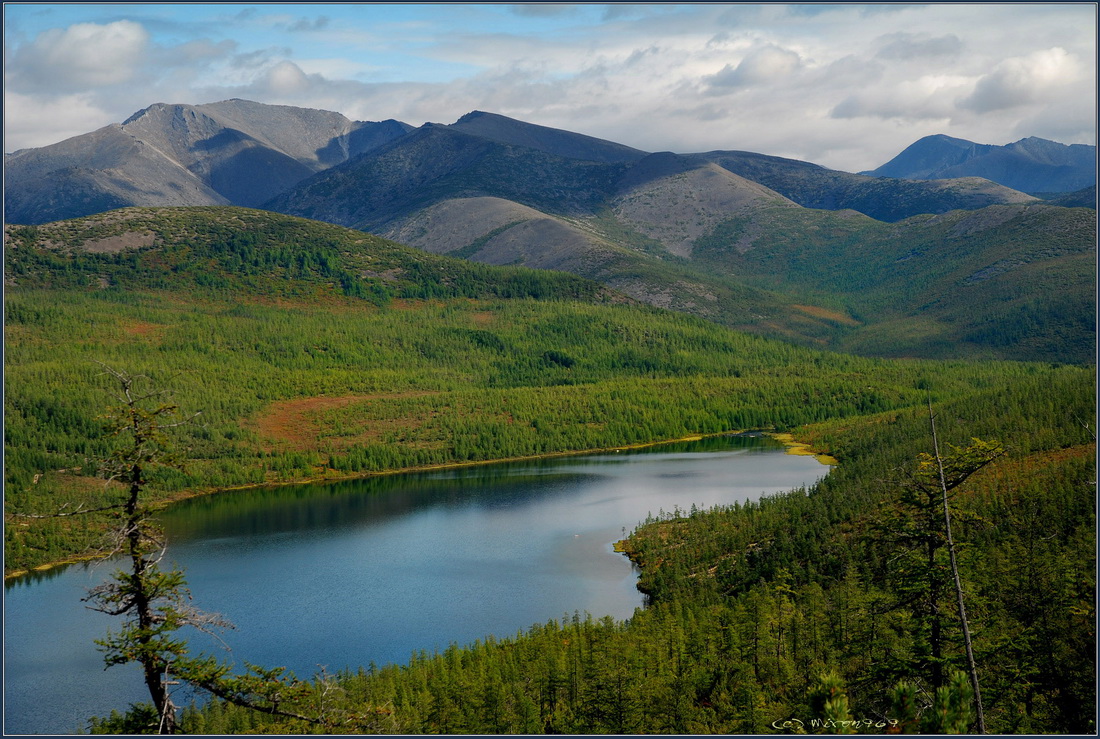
693, 203, 1096, 362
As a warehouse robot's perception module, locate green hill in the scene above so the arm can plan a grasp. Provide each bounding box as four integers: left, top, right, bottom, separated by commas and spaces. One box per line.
693, 203, 1097, 362
266, 127, 1093, 363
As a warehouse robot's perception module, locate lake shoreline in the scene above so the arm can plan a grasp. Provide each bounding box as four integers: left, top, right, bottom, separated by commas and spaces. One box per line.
5, 429, 834, 581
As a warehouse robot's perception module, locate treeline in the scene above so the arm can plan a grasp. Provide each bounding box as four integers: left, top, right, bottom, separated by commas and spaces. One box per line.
163, 366, 1095, 734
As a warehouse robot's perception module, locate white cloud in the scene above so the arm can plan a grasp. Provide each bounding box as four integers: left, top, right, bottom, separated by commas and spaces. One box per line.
832, 74, 972, 122
8, 20, 149, 92
265, 60, 313, 95
963, 47, 1083, 113
706, 44, 803, 90
3, 91, 117, 149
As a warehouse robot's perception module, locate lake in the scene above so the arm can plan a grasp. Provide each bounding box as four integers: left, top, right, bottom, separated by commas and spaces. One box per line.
4, 433, 828, 735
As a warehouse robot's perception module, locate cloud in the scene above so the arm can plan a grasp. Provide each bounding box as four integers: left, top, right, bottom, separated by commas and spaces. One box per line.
265, 60, 314, 95
962, 47, 1082, 113
1012, 98, 1097, 146
2, 3, 1094, 171
3, 91, 118, 149
831, 74, 970, 122
289, 16, 330, 33
874, 32, 963, 60
705, 44, 803, 91
8, 20, 149, 93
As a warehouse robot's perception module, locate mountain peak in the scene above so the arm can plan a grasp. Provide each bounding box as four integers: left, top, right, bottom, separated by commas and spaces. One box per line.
865, 134, 1095, 194
447, 110, 646, 163
455, 110, 491, 124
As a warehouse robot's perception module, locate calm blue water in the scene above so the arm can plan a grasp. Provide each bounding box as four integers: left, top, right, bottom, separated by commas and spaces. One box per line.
4, 434, 827, 735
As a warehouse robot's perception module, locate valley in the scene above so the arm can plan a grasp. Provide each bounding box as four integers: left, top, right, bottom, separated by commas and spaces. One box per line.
3, 101, 1096, 735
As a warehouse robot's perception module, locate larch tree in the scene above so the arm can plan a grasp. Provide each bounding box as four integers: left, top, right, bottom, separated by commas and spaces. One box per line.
81, 365, 381, 734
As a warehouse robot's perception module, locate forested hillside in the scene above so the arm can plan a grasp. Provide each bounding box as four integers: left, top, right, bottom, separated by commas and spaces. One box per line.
693, 203, 1097, 362
168, 358, 1095, 735
159, 367, 1095, 734
5, 205, 1094, 735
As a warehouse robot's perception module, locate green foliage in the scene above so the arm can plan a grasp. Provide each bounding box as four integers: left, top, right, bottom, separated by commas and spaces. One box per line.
692, 204, 1096, 362
808, 673, 857, 734
87, 703, 163, 734
889, 671, 974, 734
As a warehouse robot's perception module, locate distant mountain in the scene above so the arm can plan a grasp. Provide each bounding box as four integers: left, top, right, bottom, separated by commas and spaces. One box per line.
4, 99, 412, 224
699, 150, 1036, 222
266, 124, 633, 231
1045, 185, 1097, 208
864, 134, 1096, 195
7, 101, 1046, 228
448, 110, 646, 163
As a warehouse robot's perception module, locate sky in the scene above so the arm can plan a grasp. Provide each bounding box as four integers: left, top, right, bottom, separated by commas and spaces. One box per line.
3, 3, 1097, 172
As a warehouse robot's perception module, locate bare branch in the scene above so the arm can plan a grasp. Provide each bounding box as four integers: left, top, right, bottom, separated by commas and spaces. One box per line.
9, 501, 124, 519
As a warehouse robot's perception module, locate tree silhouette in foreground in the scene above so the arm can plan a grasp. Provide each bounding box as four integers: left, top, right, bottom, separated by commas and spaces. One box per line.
82, 366, 378, 734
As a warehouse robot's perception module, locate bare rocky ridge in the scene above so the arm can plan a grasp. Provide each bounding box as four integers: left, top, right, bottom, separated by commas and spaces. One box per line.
4, 99, 411, 224
383, 196, 626, 274
448, 110, 646, 163
384, 196, 541, 254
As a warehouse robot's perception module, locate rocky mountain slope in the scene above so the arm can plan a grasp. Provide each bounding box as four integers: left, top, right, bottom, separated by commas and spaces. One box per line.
4, 99, 411, 224
448, 110, 646, 163
5, 101, 1093, 363
8, 100, 1053, 228
863, 134, 1096, 195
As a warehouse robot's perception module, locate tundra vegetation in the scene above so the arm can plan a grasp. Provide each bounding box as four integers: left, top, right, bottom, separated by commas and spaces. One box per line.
4, 207, 1094, 734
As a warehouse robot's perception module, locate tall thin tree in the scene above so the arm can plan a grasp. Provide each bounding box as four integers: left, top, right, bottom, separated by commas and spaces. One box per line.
925, 399, 996, 734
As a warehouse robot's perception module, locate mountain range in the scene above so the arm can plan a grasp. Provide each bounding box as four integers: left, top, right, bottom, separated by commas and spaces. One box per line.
3, 99, 412, 224
863, 134, 1096, 194
4, 100, 1095, 363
